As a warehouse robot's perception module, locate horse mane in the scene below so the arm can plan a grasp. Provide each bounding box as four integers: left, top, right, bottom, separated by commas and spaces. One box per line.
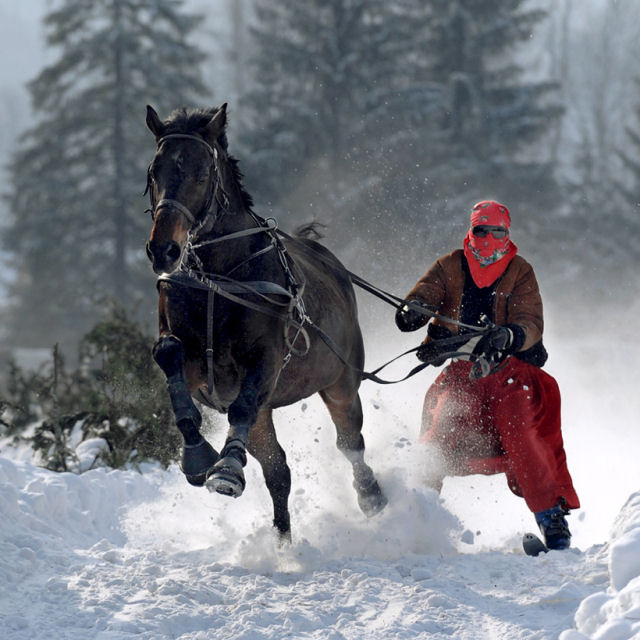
290, 221, 349, 277
163, 106, 255, 212
294, 222, 326, 240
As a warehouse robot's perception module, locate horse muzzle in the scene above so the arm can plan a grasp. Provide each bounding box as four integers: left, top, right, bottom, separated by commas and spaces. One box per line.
146, 240, 182, 274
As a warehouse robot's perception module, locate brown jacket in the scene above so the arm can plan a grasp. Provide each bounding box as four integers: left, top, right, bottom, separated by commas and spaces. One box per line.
406, 249, 543, 352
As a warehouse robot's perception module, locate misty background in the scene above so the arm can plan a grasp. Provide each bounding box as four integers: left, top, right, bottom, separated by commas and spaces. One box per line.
1, 0, 639, 357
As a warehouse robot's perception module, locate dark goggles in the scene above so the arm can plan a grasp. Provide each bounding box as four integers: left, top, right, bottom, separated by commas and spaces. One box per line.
472, 225, 509, 239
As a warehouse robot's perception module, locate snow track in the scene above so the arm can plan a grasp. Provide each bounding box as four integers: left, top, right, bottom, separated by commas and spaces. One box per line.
0, 433, 636, 639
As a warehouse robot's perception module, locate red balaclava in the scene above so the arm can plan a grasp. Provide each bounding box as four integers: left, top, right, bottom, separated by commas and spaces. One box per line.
463, 200, 518, 288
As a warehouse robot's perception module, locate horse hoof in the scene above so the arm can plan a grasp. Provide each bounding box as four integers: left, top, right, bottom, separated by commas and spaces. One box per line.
205, 456, 246, 498
277, 529, 292, 546
355, 480, 388, 517
181, 438, 219, 487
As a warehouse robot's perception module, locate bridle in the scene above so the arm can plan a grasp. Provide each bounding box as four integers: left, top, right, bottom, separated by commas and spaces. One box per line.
146, 133, 228, 233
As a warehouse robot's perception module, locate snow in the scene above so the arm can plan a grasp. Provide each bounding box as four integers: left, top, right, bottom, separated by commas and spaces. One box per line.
1, 329, 639, 640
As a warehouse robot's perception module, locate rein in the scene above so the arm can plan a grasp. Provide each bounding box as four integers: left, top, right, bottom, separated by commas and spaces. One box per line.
160, 216, 493, 386
305, 288, 492, 384
346, 271, 491, 333
273, 228, 495, 383
148, 133, 493, 388
343, 273, 498, 382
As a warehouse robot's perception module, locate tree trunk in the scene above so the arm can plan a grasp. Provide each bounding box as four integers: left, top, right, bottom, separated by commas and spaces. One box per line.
231, 0, 246, 122
112, 0, 127, 304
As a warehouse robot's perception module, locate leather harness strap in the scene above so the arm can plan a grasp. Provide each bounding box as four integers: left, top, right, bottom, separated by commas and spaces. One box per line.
206, 287, 215, 395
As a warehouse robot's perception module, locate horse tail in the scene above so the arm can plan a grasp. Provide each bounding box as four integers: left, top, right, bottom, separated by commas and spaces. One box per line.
293, 221, 326, 240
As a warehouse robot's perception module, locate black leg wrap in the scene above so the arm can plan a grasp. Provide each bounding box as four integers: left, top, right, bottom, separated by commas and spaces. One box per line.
153, 335, 186, 374
219, 438, 247, 466
153, 335, 202, 438
153, 335, 184, 374
168, 376, 202, 433
181, 438, 220, 486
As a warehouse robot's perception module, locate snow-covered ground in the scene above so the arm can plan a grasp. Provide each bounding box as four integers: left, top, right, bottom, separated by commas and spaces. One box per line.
1, 321, 639, 640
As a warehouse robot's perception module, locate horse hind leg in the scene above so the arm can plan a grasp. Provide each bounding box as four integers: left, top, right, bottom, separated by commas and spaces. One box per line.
320, 386, 388, 517
153, 335, 218, 486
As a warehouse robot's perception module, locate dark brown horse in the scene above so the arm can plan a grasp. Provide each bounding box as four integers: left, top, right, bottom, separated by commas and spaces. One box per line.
144, 104, 386, 539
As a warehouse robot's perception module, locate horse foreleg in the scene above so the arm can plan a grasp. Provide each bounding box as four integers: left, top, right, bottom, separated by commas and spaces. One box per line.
153, 334, 219, 486
247, 408, 292, 541
206, 361, 272, 498
320, 387, 388, 517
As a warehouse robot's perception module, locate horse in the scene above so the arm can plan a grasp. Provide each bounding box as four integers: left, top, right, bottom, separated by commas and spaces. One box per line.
144, 103, 387, 539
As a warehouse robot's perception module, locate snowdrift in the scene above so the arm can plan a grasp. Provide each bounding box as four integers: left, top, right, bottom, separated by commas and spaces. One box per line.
0, 444, 638, 638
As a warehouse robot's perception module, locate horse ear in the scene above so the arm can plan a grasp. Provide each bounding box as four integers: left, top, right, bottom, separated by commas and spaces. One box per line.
203, 103, 228, 141
146, 105, 165, 138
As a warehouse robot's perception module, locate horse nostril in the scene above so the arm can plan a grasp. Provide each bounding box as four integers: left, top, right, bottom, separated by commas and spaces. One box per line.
166, 242, 181, 262
146, 242, 153, 262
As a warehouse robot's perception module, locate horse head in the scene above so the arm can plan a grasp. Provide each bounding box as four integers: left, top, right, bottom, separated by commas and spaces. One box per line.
144, 104, 227, 274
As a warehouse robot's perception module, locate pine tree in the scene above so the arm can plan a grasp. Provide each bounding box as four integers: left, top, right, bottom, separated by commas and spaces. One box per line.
240, 0, 562, 271
422, 0, 563, 232
613, 76, 640, 266
555, 0, 639, 297
240, 0, 439, 253
4, 0, 209, 350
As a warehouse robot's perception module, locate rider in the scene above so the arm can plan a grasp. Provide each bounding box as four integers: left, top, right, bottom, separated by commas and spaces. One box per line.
395, 200, 580, 550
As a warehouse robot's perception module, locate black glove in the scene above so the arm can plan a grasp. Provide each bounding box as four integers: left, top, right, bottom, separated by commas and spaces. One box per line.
415, 341, 448, 365
415, 324, 457, 366
395, 299, 432, 332
418, 329, 485, 366
474, 324, 524, 361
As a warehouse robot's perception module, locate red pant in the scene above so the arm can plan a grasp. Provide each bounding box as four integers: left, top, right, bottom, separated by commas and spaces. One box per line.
420, 358, 580, 513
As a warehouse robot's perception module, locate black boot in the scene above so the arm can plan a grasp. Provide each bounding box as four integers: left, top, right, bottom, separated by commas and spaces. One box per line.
534, 503, 571, 550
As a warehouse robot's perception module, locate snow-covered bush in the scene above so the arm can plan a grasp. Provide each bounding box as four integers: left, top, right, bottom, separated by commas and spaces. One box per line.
0, 307, 180, 472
